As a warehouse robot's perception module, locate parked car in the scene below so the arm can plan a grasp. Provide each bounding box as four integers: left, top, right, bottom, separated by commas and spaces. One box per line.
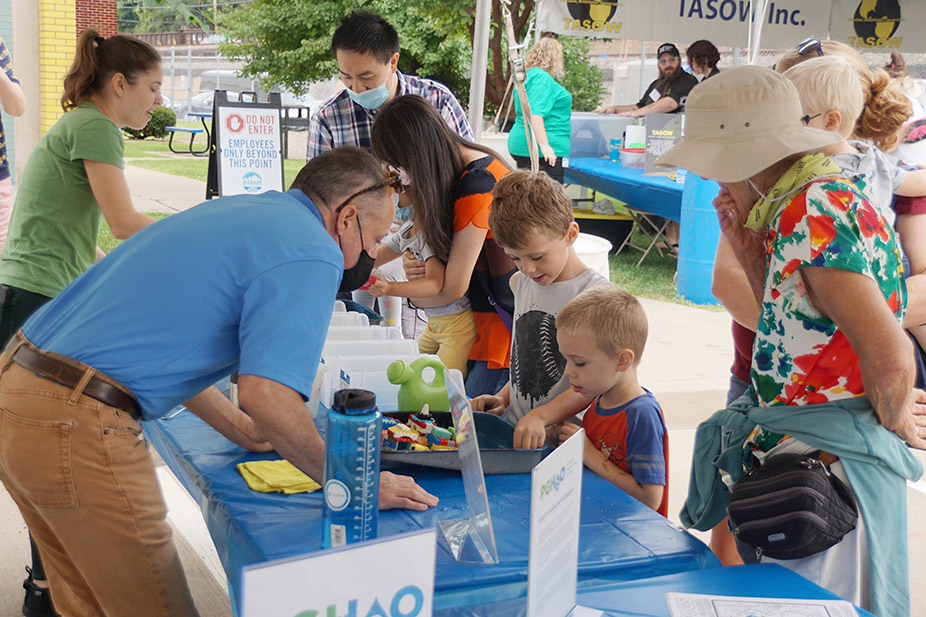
186, 90, 239, 116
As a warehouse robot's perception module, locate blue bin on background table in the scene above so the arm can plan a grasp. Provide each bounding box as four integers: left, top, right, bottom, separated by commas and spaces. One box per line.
677, 172, 721, 305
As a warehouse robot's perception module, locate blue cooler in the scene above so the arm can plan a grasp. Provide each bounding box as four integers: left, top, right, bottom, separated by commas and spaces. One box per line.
677, 172, 721, 305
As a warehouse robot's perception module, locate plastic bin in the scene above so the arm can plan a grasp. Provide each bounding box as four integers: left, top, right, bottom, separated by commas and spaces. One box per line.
322, 338, 418, 358
320, 351, 435, 407
574, 233, 613, 280
619, 147, 645, 168
380, 411, 545, 474
329, 312, 369, 327
677, 172, 722, 305
570, 112, 634, 158
325, 325, 402, 340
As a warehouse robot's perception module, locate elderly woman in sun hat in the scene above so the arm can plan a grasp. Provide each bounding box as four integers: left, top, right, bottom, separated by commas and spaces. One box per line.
661, 66, 926, 617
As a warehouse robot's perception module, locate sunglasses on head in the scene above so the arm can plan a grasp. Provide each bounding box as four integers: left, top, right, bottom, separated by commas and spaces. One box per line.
336, 169, 406, 213
797, 37, 824, 57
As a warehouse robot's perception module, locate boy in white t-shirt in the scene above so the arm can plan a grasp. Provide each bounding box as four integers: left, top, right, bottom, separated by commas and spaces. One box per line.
470, 170, 609, 444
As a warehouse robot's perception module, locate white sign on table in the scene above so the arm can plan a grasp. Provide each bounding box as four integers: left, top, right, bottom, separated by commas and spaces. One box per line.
666, 592, 859, 617
526, 428, 590, 617
241, 528, 436, 617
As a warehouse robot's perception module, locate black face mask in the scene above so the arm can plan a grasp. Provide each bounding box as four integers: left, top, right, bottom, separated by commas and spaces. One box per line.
338, 215, 376, 292
339, 248, 375, 292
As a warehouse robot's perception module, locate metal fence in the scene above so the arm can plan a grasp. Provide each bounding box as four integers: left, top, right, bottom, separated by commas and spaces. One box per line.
154, 40, 926, 121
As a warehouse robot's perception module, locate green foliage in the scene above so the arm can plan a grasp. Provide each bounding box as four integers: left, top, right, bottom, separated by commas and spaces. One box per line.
216, 0, 474, 102
561, 37, 606, 112
119, 0, 210, 33
123, 106, 177, 140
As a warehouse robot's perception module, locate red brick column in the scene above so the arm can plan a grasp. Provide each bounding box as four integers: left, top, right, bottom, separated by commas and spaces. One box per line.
76, 0, 116, 37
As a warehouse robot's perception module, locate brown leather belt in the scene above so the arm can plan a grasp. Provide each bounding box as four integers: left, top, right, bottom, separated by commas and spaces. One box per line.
10, 344, 141, 419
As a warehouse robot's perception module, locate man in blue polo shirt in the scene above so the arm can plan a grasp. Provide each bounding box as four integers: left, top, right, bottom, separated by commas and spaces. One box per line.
0, 146, 438, 617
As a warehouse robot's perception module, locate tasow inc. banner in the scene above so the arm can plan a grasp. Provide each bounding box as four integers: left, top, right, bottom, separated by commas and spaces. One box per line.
537, 0, 926, 53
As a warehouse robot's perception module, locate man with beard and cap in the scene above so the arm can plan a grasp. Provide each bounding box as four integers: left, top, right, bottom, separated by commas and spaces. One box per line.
596, 43, 699, 117
0, 146, 438, 617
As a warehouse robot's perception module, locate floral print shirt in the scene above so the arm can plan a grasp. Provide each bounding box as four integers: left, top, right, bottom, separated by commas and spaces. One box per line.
751, 177, 906, 406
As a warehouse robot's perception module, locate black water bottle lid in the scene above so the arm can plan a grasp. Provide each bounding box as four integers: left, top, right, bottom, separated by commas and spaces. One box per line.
332, 389, 377, 414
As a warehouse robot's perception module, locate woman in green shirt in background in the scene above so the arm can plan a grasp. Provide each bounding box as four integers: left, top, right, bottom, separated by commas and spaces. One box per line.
507, 35, 573, 183
0, 28, 162, 617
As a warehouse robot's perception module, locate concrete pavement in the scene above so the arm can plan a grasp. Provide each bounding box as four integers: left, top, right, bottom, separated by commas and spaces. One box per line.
0, 164, 924, 615
124, 162, 208, 214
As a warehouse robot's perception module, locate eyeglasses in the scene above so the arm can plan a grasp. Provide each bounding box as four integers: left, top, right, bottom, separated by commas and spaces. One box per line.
797, 37, 824, 57
800, 112, 822, 126
335, 169, 405, 213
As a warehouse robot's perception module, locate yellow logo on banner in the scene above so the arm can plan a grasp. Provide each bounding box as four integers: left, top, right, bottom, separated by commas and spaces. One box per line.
848, 0, 903, 48
563, 1, 622, 33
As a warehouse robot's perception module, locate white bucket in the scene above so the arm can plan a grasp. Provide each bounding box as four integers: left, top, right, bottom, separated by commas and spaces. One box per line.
574, 232, 613, 280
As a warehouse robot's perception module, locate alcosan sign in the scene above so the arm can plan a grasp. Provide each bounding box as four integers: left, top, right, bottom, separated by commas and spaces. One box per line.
210, 91, 285, 198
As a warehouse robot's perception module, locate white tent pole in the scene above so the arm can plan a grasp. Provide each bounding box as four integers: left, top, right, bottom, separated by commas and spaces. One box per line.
638, 41, 647, 102
749, 0, 771, 65
468, 0, 493, 141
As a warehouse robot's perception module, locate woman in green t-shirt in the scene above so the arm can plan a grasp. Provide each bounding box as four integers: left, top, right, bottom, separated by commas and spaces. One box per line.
507, 36, 573, 183
0, 28, 162, 617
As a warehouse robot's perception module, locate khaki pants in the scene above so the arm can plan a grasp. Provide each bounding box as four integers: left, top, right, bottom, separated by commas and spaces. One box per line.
0, 350, 198, 616
416, 308, 477, 378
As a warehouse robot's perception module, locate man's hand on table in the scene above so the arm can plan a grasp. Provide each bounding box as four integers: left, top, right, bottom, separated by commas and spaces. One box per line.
379, 471, 439, 511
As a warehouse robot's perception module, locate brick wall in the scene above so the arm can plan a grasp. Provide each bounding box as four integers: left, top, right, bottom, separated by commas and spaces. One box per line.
36, 0, 117, 133
77, 0, 116, 37
38, 1, 75, 133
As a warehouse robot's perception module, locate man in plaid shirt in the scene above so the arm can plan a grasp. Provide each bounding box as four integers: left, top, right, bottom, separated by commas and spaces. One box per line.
307, 10, 473, 160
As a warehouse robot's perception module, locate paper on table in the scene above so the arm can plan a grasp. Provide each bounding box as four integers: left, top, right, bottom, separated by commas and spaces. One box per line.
665, 592, 859, 617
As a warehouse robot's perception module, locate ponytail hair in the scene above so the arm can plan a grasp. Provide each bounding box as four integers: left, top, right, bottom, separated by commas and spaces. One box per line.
62, 29, 161, 111
856, 67, 912, 152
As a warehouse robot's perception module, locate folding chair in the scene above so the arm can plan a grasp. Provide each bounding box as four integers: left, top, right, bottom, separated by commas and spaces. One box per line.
613, 205, 672, 267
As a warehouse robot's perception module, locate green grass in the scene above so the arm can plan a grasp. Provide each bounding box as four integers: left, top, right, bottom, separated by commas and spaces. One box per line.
122, 129, 305, 187
98, 212, 171, 254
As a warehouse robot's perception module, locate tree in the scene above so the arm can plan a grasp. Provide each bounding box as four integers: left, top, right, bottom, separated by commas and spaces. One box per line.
217, 1, 472, 100
119, 0, 214, 33
215, 0, 604, 115
561, 37, 606, 112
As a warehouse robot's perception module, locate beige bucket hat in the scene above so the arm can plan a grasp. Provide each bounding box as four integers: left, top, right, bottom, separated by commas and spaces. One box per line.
656, 65, 842, 183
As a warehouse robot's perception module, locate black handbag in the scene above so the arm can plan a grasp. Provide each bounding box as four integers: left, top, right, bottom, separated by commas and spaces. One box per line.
726, 452, 859, 560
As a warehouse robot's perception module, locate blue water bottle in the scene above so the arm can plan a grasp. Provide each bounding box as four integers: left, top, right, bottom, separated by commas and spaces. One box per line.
322, 388, 381, 548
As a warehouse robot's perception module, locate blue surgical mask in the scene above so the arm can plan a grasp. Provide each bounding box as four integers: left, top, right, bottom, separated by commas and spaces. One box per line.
347, 74, 392, 110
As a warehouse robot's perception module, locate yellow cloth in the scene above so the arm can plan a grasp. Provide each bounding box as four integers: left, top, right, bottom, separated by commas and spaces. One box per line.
236, 460, 321, 494
744, 153, 842, 231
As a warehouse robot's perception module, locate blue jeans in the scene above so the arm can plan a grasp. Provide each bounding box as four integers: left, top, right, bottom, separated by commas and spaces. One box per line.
465, 361, 510, 398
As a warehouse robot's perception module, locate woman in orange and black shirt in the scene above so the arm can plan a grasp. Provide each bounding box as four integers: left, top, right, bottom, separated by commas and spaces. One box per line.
372, 94, 515, 396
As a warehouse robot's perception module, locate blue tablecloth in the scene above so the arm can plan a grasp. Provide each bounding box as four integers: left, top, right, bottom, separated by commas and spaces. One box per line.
435, 564, 875, 617
143, 410, 718, 613
565, 158, 683, 222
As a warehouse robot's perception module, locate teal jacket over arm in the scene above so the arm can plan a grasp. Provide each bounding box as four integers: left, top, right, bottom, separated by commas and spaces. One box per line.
682, 393, 922, 617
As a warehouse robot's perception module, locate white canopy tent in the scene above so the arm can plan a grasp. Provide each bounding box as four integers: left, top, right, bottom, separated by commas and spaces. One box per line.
468, 0, 925, 136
